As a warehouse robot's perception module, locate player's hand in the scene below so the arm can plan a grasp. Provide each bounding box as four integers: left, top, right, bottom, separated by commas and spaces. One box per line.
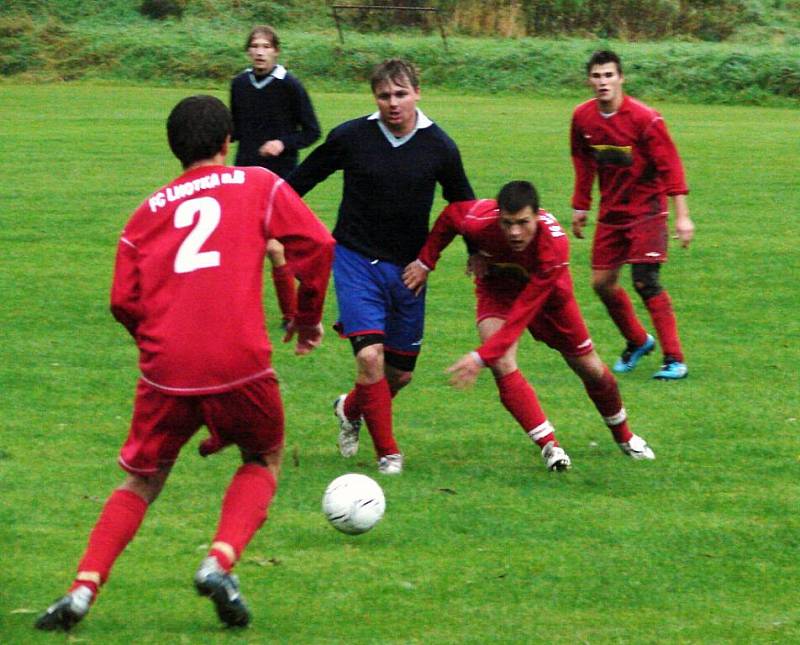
674, 215, 695, 249
572, 210, 589, 238
445, 353, 482, 389
465, 254, 488, 279
402, 260, 430, 296
283, 321, 323, 355
259, 140, 285, 157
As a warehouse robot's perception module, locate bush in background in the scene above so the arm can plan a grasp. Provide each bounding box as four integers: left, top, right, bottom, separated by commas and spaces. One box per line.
439, 0, 763, 41
139, 0, 187, 20
0, 1, 798, 107
2, 0, 798, 43
236, 0, 289, 24
0, 14, 36, 75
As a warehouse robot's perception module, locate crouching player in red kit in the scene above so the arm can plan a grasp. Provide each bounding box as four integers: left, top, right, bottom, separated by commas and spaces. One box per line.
403, 181, 654, 471
35, 95, 334, 631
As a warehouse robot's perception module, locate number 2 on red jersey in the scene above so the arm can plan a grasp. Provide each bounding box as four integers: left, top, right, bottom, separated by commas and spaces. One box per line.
173, 196, 221, 274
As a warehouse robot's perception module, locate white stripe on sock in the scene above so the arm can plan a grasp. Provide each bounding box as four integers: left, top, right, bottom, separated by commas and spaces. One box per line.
528, 420, 554, 442
604, 407, 627, 426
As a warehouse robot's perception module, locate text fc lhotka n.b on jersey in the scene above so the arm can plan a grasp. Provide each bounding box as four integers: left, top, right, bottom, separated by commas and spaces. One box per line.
148, 170, 247, 213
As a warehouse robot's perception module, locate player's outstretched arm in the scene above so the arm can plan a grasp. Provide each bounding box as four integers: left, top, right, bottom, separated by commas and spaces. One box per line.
285, 127, 342, 197
283, 321, 324, 355
445, 352, 483, 389
402, 260, 430, 295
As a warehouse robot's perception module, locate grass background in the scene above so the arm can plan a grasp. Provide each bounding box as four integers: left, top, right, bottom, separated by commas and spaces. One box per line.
1, 81, 799, 643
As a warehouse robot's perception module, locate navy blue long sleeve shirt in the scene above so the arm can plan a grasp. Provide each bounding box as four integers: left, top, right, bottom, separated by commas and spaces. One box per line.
230, 65, 321, 178
287, 111, 474, 265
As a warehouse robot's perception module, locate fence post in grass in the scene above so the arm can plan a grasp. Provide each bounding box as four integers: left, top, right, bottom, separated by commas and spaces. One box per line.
332, 4, 345, 44
330, 4, 449, 50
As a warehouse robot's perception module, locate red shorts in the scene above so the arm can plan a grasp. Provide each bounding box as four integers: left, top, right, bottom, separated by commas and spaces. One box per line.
475, 279, 594, 357
591, 212, 669, 270
119, 375, 284, 475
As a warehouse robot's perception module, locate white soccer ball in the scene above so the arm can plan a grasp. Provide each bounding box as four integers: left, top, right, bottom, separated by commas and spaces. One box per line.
322, 473, 385, 535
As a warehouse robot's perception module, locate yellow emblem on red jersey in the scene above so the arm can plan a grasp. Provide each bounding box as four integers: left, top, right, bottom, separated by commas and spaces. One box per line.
590, 144, 633, 167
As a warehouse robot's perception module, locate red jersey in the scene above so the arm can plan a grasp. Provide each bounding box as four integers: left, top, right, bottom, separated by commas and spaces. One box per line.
110, 165, 334, 395
570, 95, 688, 225
418, 199, 575, 365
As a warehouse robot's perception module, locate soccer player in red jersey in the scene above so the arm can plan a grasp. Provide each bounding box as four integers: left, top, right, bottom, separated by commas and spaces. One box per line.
570, 50, 695, 380
403, 180, 655, 471
35, 95, 334, 631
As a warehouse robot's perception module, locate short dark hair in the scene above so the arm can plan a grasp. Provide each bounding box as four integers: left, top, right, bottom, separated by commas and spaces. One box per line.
497, 180, 539, 215
370, 58, 419, 92
246, 25, 280, 51
167, 95, 232, 168
586, 50, 623, 76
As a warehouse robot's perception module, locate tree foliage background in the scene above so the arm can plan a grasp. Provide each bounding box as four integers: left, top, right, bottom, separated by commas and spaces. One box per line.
342, 0, 799, 42
3, 0, 799, 42
1, 0, 798, 105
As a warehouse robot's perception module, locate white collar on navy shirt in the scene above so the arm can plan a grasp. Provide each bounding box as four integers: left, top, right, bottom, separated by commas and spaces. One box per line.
247, 64, 287, 89
368, 109, 433, 148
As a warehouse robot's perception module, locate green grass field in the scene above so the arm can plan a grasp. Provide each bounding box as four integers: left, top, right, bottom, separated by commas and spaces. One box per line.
1, 82, 799, 643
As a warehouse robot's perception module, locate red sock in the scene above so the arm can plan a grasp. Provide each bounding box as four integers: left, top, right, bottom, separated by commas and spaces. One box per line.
495, 370, 554, 447
210, 464, 277, 571
645, 291, 684, 362
601, 286, 648, 346
73, 489, 149, 591
355, 378, 399, 457
343, 374, 403, 421
582, 366, 633, 443
271, 263, 297, 322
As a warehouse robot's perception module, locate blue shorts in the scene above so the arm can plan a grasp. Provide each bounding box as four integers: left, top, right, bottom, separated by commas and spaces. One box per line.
333, 244, 426, 361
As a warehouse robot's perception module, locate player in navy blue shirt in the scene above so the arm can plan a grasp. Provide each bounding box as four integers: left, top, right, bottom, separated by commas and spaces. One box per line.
288, 59, 474, 474
231, 25, 322, 329
231, 25, 320, 177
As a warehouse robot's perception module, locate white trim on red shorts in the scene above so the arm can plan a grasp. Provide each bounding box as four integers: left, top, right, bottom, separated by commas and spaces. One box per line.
140, 366, 276, 395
